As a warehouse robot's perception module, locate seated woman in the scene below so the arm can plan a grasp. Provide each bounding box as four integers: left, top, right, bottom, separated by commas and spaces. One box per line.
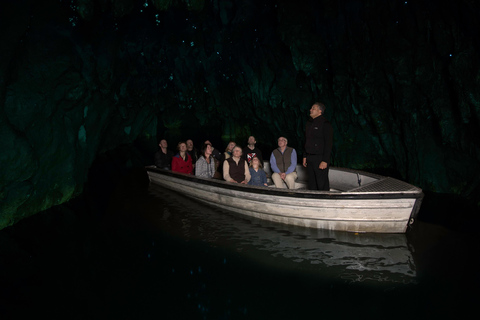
248, 156, 268, 187
195, 143, 216, 178
216, 141, 236, 177
223, 141, 236, 160
223, 146, 251, 184
171, 142, 193, 174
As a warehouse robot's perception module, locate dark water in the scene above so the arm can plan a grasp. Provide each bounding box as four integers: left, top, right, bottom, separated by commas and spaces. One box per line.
0, 169, 478, 319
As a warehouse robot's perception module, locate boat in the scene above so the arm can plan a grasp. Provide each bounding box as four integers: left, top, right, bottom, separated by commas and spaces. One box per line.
148, 183, 417, 282
146, 163, 424, 233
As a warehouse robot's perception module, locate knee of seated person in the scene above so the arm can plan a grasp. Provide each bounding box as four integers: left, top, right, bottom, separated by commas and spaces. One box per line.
285, 176, 296, 188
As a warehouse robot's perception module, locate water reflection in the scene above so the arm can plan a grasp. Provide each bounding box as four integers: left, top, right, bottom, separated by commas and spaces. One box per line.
148, 184, 416, 284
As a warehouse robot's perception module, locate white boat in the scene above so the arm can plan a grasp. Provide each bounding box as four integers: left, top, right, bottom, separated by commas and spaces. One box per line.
149, 184, 417, 282
146, 163, 423, 233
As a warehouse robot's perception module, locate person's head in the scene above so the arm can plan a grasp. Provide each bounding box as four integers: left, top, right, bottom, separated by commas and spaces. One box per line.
201, 143, 213, 158
232, 146, 242, 158
177, 142, 187, 153
310, 102, 325, 118
159, 139, 168, 148
186, 139, 194, 150
249, 156, 262, 168
277, 137, 288, 148
226, 141, 236, 152
247, 136, 256, 146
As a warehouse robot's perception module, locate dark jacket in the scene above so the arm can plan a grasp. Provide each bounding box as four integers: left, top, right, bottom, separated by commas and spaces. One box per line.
226, 157, 247, 183
187, 148, 199, 164
304, 115, 333, 164
242, 146, 263, 165
155, 149, 174, 169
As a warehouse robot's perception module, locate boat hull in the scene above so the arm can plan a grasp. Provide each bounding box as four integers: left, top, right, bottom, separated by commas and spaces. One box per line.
147, 167, 423, 233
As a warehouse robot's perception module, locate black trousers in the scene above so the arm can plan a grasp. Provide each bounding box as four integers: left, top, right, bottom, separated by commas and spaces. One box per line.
306, 154, 330, 191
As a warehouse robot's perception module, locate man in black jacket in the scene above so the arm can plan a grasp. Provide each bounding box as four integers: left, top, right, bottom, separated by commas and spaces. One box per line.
303, 102, 333, 191
155, 139, 174, 170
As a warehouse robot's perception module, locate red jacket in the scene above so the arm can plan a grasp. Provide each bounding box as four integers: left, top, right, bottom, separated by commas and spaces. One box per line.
171, 153, 193, 174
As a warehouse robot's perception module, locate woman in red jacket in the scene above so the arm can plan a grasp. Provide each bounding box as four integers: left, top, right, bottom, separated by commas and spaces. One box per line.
171, 142, 193, 174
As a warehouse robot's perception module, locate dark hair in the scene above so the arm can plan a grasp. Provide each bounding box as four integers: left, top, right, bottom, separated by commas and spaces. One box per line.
313, 102, 326, 113
200, 143, 212, 158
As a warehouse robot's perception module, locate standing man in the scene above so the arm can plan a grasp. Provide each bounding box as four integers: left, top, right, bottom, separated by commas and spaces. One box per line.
270, 137, 297, 189
303, 102, 333, 191
242, 136, 263, 165
154, 139, 174, 170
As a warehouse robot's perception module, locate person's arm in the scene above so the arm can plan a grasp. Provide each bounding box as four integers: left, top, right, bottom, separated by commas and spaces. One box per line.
285, 149, 297, 174
303, 120, 310, 167
223, 161, 233, 181
322, 122, 334, 165
270, 152, 280, 173
212, 149, 221, 160
260, 170, 268, 186
247, 168, 254, 185
243, 162, 251, 183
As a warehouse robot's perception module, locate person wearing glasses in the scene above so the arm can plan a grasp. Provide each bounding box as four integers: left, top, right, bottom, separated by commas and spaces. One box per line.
270, 137, 298, 189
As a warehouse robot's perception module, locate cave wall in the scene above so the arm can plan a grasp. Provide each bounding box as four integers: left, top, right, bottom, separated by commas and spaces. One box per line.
1, 0, 479, 229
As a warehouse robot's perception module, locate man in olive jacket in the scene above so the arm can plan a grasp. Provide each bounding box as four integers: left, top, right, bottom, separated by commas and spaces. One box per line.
303, 102, 333, 191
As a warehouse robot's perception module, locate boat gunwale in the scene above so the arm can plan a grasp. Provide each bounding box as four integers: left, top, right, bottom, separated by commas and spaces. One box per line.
146, 167, 424, 200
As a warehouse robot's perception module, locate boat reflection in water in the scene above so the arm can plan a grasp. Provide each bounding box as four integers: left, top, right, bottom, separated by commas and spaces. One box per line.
148, 184, 416, 284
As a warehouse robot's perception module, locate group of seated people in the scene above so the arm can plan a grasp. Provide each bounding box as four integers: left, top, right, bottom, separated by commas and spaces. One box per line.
154, 136, 297, 189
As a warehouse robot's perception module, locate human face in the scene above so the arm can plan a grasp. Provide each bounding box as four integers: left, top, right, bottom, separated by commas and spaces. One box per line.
232, 146, 242, 158
159, 140, 168, 148
248, 136, 256, 145
205, 144, 212, 156
251, 157, 260, 168
310, 104, 322, 118
227, 142, 236, 152
277, 137, 287, 148
186, 139, 194, 150
178, 143, 187, 152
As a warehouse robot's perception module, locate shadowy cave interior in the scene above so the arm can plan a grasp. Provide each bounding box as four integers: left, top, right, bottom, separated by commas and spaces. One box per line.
1, 0, 480, 229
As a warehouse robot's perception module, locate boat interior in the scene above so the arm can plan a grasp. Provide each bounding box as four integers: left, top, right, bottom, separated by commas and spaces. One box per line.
147, 162, 421, 194
262, 162, 417, 193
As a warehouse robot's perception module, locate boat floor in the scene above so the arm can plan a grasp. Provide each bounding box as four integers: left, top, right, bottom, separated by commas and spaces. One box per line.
267, 177, 418, 193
